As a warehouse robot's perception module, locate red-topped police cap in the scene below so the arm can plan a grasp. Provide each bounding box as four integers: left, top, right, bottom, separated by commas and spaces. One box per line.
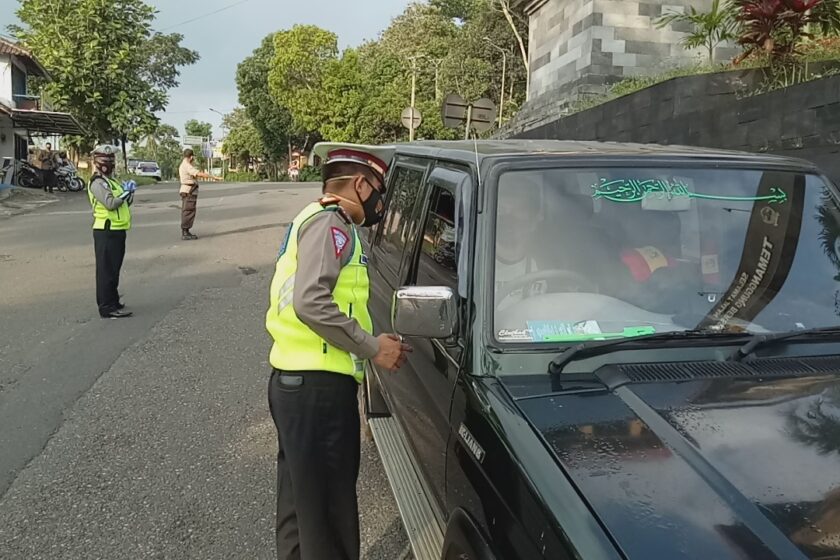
312, 142, 396, 183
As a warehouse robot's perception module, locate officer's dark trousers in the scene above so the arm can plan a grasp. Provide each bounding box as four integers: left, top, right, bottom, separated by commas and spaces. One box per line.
181, 191, 198, 230
93, 229, 126, 316
268, 369, 360, 560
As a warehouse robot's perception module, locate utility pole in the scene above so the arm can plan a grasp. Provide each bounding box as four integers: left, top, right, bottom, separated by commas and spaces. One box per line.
410, 57, 418, 143
209, 108, 226, 180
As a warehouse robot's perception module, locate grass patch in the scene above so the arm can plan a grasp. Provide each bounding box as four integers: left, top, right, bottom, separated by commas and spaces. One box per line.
567, 64, 715, 115
225, 171, 261, 183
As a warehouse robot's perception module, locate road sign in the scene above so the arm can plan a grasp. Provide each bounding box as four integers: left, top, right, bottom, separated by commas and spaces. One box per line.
201, 141, 213, 159
183, 135, 204, 145
442, 93, 469, 128
401, 107, 422, 130
469, 98, 497, 133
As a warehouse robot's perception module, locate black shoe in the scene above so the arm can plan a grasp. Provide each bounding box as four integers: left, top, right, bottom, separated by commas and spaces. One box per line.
182, 230, 198, 240
116, 302, 125, 310
101, 310, 133, 319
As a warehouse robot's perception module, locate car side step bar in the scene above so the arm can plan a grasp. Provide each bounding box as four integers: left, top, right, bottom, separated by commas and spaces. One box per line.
369, 417, 444, 560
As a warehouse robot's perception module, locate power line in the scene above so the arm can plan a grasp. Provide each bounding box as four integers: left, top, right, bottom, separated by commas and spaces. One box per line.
158, 0, 254, 32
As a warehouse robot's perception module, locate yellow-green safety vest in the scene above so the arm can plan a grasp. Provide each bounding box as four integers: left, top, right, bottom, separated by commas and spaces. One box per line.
88, 176, 131, 231
265, 202, 373, 383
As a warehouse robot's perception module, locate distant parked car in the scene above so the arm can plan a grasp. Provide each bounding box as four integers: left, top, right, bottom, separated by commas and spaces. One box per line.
135, 161, 162, 182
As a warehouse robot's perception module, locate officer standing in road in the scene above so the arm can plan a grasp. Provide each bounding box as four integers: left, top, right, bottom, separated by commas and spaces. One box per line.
88, 144, 135, 319
40, 142, 57, 193
179, 148, 220, 240
266, 143, 411, 560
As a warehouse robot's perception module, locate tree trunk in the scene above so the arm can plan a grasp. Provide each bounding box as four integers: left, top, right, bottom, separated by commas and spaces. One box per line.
121, 134, 128, 174
498, 0, 530, 99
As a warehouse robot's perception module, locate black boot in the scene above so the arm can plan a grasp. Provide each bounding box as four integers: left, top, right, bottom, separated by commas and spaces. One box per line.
182, 229, 198, 240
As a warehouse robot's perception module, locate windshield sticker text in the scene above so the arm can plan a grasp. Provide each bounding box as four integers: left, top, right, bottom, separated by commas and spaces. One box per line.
707, 237, 775, 326
497, 328, 534, 342
591, 178, 788, 205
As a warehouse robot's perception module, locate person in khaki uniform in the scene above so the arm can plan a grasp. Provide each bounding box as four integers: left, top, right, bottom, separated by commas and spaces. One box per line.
179, 148, 219, 240
39, 143, 57, 193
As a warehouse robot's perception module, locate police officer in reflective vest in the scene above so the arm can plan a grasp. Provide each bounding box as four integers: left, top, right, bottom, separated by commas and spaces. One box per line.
88, 144, 135, 319
266, 144, 411, 560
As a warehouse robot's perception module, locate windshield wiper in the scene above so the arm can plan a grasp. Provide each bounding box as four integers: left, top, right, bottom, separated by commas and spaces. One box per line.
728, 326, 840, 362
548, 330, 745, 375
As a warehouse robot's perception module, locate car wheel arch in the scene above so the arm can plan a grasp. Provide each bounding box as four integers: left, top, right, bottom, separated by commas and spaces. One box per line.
442, 508, 497, 560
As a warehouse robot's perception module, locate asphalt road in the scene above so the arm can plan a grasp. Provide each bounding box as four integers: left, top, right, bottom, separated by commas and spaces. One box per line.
0, 182, 411, 559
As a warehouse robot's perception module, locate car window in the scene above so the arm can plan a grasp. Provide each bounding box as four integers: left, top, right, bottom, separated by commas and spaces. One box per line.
491, 166, 840, 344
375, 164, 427, 284
415, 185, 458, 290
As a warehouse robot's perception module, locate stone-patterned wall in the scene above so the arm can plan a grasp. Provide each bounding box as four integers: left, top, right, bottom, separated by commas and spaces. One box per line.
511, 70, 840, 186
527, 0, 736, 103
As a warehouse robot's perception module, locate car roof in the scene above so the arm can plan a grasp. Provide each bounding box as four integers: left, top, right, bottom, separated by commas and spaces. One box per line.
391, 140, 819, 171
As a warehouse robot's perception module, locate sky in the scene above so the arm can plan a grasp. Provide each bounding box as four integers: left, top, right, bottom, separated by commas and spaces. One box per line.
0, 0, 414, 139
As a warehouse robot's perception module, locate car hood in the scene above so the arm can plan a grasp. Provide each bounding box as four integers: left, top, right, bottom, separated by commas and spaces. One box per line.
506, 372, 840, 560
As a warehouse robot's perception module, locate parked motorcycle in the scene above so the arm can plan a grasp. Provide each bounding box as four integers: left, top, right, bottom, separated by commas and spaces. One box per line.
56, 156, 85, 192
15, 160, 43, 189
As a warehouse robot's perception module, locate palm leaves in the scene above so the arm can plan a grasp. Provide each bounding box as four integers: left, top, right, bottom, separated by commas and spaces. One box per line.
656, 0, 739, 65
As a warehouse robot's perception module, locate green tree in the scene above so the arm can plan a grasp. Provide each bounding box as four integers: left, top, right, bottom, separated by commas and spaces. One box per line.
131, 123, 182, 179
656, 0, 738, 65
268, 25, 339, 134
236, 33, 303, 174
182, 119, 212, 170
184, 119, 213, 141
221, 108, 265, 169
11, 0, 198, 158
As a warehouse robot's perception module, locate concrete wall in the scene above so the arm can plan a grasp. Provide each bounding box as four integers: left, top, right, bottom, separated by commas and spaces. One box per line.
525, 0, 739, 103
0, 55, 13, 107
512, 70, 840, 184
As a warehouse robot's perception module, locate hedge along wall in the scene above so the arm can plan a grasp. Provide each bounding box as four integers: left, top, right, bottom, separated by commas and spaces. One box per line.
512, 68, 840, 184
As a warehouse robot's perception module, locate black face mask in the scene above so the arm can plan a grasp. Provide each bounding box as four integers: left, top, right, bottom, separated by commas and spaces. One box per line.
360, 183, 384, 227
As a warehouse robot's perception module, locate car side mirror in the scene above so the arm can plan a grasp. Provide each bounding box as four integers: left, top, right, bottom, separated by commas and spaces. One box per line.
392, 286, 457, 339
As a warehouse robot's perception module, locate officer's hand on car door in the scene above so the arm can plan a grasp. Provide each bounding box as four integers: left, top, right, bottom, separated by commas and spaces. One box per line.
373, 334, 412, 372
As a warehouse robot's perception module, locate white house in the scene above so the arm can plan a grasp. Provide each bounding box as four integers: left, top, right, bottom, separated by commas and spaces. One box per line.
0, 36, 83, 182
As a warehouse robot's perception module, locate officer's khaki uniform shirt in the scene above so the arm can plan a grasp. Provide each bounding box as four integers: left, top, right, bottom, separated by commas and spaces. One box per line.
292, 208, 379, 359
179, 159, 200, 195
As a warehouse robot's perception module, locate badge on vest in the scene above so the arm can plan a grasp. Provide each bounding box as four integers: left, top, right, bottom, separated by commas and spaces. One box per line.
360, 254, 368, 266
331, 227, 349, 258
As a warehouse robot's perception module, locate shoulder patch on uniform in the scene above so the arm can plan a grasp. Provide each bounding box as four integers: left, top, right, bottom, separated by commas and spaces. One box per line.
331, 227, 349, 258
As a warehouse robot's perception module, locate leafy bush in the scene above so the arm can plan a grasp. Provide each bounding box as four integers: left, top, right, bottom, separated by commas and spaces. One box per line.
225, 171, 261, 183
298, 166, 321, 182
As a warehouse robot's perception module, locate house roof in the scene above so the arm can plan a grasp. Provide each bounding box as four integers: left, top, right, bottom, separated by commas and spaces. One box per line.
0, 102, 85, 136
0, 36, 50, 79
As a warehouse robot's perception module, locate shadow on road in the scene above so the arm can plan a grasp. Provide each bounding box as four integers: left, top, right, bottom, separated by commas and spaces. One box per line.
199, 222, 290, 240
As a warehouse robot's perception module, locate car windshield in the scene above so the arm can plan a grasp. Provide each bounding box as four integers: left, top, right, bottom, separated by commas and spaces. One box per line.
139, 164, 158, 171
492, 165, 840, 344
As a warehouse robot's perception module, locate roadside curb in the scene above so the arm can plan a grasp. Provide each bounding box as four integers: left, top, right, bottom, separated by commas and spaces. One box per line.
0, 187, 58, 217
